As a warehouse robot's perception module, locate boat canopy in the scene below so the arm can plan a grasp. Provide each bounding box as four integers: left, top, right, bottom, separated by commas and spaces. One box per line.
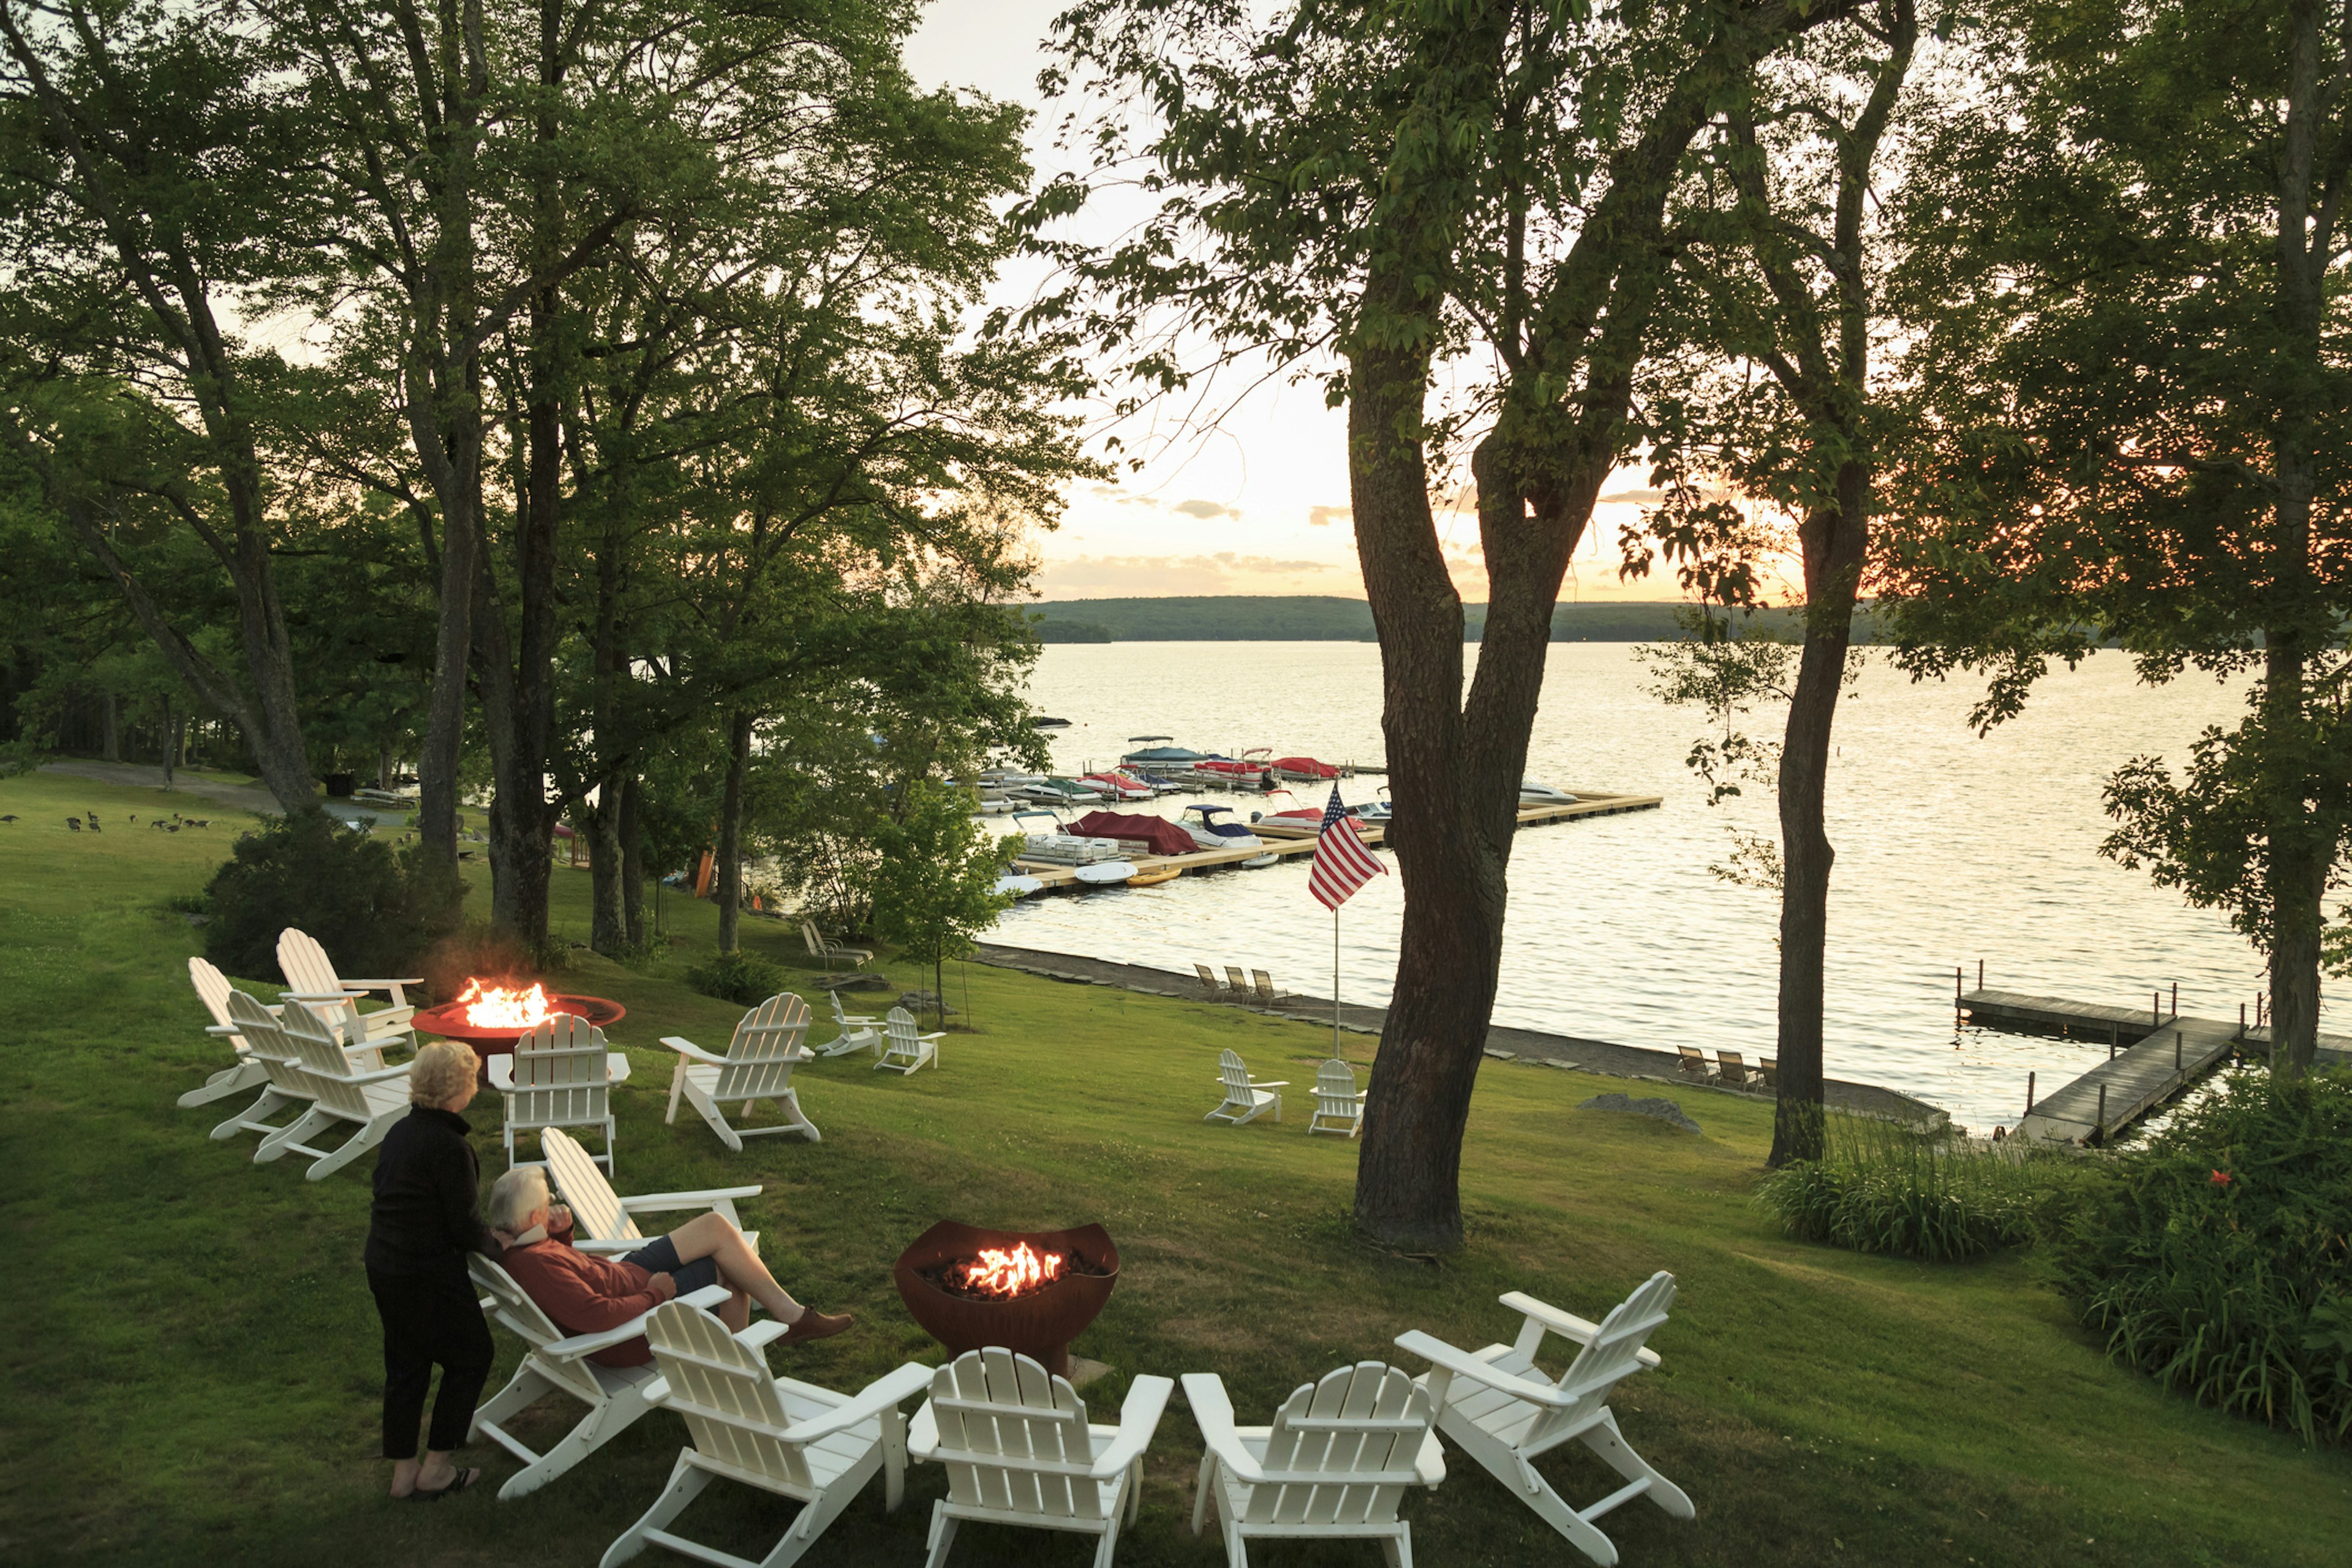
1272, 756, 1338, 778
1121, 745, 1211, 762
1068, 810, 1197, 856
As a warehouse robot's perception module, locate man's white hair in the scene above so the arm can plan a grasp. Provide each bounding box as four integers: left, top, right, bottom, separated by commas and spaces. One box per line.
489, 1166, 550, 1234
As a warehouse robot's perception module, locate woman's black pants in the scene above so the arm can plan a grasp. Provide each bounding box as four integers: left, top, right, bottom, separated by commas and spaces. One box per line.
368, 1263, 496, 1459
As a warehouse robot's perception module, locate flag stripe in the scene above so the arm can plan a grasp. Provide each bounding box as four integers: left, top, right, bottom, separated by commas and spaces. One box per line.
1309, 784, 1387, 910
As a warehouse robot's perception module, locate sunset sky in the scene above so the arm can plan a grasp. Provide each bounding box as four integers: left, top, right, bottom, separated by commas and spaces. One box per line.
903, 2, 1703, 605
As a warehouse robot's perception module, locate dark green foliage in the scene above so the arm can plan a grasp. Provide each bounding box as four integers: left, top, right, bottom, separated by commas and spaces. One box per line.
201, 809, 462, 984
2041, 1069, 2352, 1445
159, 891, 207, 916
684, 946, 786, 1007
1030, 618, 1113, 643
1757, 1113, 2073, 1262
417, 921, 544, 1005
1023, 596, 1889, 644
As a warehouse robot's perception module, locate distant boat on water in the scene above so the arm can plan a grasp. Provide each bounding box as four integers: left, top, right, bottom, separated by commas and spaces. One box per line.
1520, 780, 1579, 805
1181, 804, 1264, 850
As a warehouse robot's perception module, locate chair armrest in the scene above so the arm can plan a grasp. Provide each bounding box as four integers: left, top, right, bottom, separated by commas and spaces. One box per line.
1179, 1373, 1265, 1485
1250, 1078, 1289, 1089
1087, 1374, 1175, 1479
488, 1057, 516, 1091
345, 978, 424, 990
915, 1031, 945, 1043
543, 1284, 732, 1359
618, 1186, 764, 1213
1393, 1330, 1572, 1408
283, 990, 366, 1003
783, 1362, 936, 1444
605, 1053, 633, 1084
571, 1239, 641, 1256
736, 1319, 793, 1352
1499, 1292, 1661, 1369
345, 1061, 415, 1086
660, 1035, 728, 1065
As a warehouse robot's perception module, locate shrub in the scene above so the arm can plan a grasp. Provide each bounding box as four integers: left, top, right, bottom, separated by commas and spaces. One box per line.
203, 809, 464, 984
685, 947, 786, 1007
1757, 1113, 2075, 1262
2040, 1068, 2352, 1444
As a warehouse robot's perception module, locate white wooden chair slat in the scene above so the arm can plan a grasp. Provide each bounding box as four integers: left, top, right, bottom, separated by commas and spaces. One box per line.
274, 927, 416, 1063
600, 1300, 927, 1568
182, 957, 274, 1110
1307, 1058, 1366, 1138
910, 1349, 1174, 1568
874, 1007, 940, 1075
494, 1014, 629, 1174
238, 993, 408, 1180
662, 994, 818, 1152
209, 988, 318, 1142
1394, 1272, 1692, 1566
1205, 1049, 1285, 1125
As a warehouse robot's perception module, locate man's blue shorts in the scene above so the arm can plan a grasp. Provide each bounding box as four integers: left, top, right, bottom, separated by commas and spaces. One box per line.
623, 1234, 721, 1295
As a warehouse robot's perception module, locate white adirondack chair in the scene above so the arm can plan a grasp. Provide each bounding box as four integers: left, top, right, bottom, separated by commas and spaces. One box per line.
1307, 1058, 1367, 1139
874, 1006, 941, 1075
208, 989, 320, 1142
600, 1300, 933, 1568
908, 1348, 1175, 1568
662, 994, 820, 1151
489, 1013, 633, 1173
815, 990, 880, 1057
541, 1125, 762, 1257
1183, 1362, 1446, 1568
180, 957, 277, 1109
275, 926, 418, 1062
469, 1257, 735, 1501
1207, 1049, 1286, 1126
1393, 1273, 1692, 1567
251, 995, 412, 1180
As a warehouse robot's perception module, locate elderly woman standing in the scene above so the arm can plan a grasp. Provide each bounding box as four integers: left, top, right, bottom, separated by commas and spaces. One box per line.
363, 1041, 502, 1501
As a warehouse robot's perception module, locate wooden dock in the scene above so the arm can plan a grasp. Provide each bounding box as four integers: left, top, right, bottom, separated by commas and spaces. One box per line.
1009, 789, 1661, 891
1959, 988, 2237, 1142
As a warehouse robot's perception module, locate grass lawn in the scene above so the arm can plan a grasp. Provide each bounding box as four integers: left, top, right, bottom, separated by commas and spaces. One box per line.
2, 766, 2345, 1567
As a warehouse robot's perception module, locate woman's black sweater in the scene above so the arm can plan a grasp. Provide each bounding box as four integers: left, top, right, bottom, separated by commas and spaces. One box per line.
363, 1105, 502, 1277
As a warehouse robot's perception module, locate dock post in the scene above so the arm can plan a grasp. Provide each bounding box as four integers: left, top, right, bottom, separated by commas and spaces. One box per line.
2109, 1036, 2116, 1062
2175, 1030, 2182, 1072
2096, 1082, 2108, 1135
1954, 966, 1961, 1003
1978, 959, 1985, 990
2152, 990, 2160, 1028
2025, 1071, 2035, 1115
2239, 1002, 2247, 1043
2171, 982, 2177, 1016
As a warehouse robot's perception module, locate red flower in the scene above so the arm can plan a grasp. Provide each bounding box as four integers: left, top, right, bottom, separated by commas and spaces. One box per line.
2210, 1170, 2233, 1186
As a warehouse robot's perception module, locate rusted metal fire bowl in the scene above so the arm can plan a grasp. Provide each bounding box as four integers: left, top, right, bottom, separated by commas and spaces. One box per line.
410, 993, 627, 1080
894, 1220, 1119, 1379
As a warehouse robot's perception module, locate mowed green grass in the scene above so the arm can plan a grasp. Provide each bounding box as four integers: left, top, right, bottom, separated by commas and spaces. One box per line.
1, 767, 2344, 1567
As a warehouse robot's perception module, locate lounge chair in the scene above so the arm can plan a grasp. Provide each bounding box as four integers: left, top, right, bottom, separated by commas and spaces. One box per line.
660, 993, 820, 1151
802, 920, 873, 971
1207, 1049, 1286, 1126
1224, 965, 1250, 997
491, 1014, 632, 1173
1183, 1362, 1444, 1567
1716, 1050, 1760, 1091
1250, 970, 1291, 1006
1675, 1045, 1717, 1085
908, 1348, 1173, 1568
1759, 1055, 1779, 1090
1194, 962, 1224, 997
1394, 1275, 1693, 1566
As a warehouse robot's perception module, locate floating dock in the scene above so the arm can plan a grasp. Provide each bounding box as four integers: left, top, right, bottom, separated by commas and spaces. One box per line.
1961, 987, 2237, 1142
1009, 789, 1662, 891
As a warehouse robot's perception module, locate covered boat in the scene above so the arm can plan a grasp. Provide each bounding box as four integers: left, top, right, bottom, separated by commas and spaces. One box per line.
1068, 810, 1198, 858
1180, 804, 1264, 850
1270, 756, 1340, 779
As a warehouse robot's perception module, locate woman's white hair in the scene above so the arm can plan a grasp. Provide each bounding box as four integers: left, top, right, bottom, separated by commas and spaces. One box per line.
489, 1166, 550, 1234
407, 1041, 478, 1107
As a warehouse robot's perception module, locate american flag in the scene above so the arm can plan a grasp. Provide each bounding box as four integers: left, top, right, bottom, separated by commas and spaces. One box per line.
1307, 785, 1386, 910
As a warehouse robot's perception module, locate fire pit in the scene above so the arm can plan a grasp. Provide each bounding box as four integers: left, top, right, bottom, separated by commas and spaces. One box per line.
894, 1220, 1119, 1378
411, 980, 627, 1080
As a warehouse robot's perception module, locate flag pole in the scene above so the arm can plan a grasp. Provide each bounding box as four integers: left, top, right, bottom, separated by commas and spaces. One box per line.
1332, 907, 1342, 1058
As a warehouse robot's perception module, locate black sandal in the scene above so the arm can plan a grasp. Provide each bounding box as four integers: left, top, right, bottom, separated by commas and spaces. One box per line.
407, 1467, 481, 1502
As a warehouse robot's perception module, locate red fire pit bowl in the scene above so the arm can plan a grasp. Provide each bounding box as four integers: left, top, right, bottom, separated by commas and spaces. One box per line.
894, 1220, 1120, 1379
410, 994, 627, 1081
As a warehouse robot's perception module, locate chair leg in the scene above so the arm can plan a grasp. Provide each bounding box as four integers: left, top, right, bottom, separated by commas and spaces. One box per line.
601, 1455, 712, 1568
305, 1114, 394, 1181
759, 1472, 859, 1568
1581, 1411, 1695, 1520
213, 1085, 295, 1140
1190, 1451, 1217, 1535
254, 1107, 331, 1163
665, 1061, 689, 1126
1512, 1464, 1623, 1568
1091, 1515, 1122, 1568
179, 1059, 268, 1108
1382, 1523, 1411, 1568
922, 1503, 959, 1568
500, 1385, 650, 1501
690, 1085, 743, 1153
879, 1409, 908, 1512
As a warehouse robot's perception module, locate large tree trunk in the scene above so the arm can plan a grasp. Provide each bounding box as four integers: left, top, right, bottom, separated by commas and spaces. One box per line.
588, 767, 628, 955
1773, 466, 1869, 1164
101, 692, 119, 763
620, 772, 646, 948
716, 709, 752, 953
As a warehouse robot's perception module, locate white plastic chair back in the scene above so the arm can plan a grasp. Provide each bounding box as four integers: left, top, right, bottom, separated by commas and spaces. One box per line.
884, 1007, 925, 1054
643, 1298, 813, 1491
1314, 1060, 1360, 1119
469, 1253, 606, 1406
1218, 1049, 1255, 1097
509, 1014, 612, 1129
713, 994, 809, 1099
926, 1349, 1105, 1521
190, 957, 252, 1050
224, 988, 314, 1098
278, 997, 380, 1120
1243, 1363, 1433, 1528
542, 1126, 641, 1243
275, 928, 342, 998
1523, 1271, 1677, 1450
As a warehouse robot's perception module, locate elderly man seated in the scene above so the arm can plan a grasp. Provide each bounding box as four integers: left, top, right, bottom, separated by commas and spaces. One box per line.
487, 1166, 850, 1366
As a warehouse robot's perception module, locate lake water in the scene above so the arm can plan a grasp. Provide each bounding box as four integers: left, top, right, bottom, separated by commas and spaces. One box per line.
989, 641, 2285, 1134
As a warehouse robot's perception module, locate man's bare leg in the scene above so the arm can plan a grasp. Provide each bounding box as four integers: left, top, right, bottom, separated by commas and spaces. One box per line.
663, 1212, 807, 1321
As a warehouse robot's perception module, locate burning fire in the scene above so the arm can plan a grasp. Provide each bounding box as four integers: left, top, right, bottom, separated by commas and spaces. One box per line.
457, 979, 552, 1031
954, 1242, 1066, 1298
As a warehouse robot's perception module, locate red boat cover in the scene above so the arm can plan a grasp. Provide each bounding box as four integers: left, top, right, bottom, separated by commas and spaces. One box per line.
1068, 811, 1197, 857
1272, 756, 1337, 777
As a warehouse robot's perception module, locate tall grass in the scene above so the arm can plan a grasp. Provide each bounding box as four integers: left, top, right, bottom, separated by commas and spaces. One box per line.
1757, 1113, 2078, 1262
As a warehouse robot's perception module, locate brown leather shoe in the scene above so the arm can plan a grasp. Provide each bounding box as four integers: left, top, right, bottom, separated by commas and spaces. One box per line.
780, 1308, 854, 1345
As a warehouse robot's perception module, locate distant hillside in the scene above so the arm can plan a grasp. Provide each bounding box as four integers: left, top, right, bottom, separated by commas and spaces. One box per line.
1028, 596, 1884, 643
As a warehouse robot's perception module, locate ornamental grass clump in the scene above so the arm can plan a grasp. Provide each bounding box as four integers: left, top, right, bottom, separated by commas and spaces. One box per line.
2041, 1068, 2352, 1445
1757, 1112, 2069, 1262
685, 946, 787, 1006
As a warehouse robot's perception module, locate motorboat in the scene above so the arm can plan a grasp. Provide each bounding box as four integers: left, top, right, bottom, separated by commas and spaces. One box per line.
1270, 756, 1341, 780
1239, 851, 1278, 868
1180, 804, 1263, 850
1077, 771, 1155, 802
1016, 777, 1104, 805
1520, 780, 1580, 805
1017, 834, 1128, 866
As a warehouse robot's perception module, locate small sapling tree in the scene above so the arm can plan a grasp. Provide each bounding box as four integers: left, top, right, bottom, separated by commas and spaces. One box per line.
867, 782, 1016, 1028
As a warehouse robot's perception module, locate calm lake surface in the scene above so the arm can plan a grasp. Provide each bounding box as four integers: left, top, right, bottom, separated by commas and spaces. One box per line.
990, 641, 2282, 1134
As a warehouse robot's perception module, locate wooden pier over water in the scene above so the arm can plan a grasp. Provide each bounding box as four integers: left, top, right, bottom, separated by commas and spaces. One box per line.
1009, 788, 1662, 892
1960, 987, 2238, 1142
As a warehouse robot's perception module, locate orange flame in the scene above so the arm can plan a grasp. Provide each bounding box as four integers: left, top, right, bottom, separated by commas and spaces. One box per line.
956, 1242, 1066, 1298
458, 979, 552, 1031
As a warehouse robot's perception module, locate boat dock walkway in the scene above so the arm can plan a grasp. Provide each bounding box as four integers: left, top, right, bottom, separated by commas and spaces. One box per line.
1961, 987, 2239, 1142
976, 941, 1949, 1127
1009, 788, 1662, 891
